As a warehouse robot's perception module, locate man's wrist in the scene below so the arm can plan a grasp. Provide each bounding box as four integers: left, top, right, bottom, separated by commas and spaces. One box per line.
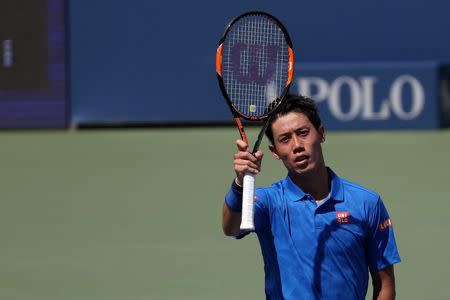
225, 179, 243, 212
234, 178, 243, 190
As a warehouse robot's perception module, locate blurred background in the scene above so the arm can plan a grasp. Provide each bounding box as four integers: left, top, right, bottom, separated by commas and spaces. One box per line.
1, 0, 450, 299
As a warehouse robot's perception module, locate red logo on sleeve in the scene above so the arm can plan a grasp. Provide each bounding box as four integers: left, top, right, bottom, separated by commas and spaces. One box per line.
378, 218, 392, 231
336, 211, 350, 224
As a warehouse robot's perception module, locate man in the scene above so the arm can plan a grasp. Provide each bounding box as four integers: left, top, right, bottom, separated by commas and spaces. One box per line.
222, 95, 400, 299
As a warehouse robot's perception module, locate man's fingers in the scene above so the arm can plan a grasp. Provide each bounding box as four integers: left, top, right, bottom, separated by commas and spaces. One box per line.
235, 164, 259, 175
254, 151, 264, 160
233, 142, 264, 176
234, 158, 260, 171
236, 139, 248, 151
234, 151, 259, 162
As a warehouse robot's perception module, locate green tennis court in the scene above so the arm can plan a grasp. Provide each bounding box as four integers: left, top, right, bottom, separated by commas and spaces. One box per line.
0, 128, 449, 299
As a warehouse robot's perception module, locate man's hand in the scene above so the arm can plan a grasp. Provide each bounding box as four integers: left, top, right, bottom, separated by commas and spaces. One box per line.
233, 139, 263, 186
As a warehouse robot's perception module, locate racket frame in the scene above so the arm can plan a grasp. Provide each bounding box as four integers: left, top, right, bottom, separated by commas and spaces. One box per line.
216, 11, 294, 123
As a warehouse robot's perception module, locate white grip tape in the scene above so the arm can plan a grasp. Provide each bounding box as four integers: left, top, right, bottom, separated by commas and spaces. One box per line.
240, 172, 255, 230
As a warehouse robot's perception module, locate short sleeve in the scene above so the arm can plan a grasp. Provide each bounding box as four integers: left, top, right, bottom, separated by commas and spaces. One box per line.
366, 197, 401, 272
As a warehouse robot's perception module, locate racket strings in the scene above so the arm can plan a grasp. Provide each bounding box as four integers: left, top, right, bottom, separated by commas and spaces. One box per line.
221, 14, 290, 119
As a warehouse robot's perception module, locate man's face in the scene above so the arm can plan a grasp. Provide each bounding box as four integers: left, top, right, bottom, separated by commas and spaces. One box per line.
269, 111, 325, 176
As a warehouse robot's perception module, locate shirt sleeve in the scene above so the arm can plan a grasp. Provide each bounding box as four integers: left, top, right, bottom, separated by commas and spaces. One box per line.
366, 196, 401, 272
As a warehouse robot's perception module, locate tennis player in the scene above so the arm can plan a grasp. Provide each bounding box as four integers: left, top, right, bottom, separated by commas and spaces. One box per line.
223, 94, 401, 299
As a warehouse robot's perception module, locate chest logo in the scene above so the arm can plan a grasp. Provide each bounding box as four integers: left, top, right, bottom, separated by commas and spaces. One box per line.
336, 211, 350, 224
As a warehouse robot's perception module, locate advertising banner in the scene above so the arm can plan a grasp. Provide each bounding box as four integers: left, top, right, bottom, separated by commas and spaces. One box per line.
292, 62, 440, 130
0, 0, 67, 128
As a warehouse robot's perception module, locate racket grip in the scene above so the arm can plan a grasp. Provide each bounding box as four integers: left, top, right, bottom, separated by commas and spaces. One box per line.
240, 172, 255, 231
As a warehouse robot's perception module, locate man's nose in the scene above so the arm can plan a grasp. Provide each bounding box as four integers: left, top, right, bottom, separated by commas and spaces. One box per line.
292, 136, 304, 151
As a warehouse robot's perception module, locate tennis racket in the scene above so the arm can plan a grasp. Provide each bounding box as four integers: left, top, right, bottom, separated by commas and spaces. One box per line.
216, 11, 294, 230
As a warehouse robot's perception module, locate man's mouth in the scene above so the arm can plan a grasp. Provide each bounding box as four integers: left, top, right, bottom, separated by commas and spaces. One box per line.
294, 155, 308, 163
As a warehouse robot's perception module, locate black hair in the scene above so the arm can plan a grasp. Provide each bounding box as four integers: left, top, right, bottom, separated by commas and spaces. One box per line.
265, 94, 322, 145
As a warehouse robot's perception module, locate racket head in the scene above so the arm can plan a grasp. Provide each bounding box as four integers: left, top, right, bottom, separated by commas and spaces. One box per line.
216, 11, 294, 121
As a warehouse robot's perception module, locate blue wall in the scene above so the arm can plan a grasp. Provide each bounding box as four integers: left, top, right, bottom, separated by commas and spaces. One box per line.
68, 0, 450, 127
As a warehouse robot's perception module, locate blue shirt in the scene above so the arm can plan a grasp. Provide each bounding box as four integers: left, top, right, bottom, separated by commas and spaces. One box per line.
225, 169, 400, 300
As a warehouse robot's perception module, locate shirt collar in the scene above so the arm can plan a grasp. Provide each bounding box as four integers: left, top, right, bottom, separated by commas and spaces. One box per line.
283, 167, 344, 202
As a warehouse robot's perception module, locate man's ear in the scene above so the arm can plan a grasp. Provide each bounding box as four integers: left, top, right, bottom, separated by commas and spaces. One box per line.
319, 125, 326, 143
269, 144, 280, 160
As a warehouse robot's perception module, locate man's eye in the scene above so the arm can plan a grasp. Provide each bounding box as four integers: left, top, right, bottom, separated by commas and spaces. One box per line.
299, 130, 309, 136
279, 137, 289, 143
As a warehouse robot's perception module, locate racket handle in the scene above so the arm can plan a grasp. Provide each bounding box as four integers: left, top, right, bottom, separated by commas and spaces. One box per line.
240, 172, 255, 231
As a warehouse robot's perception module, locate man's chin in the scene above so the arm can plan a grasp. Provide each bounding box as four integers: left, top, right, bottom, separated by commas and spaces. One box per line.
289, 165, 313, 177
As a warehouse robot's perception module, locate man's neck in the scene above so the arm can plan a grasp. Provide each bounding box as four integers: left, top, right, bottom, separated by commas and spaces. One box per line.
289, 165, 330, 202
